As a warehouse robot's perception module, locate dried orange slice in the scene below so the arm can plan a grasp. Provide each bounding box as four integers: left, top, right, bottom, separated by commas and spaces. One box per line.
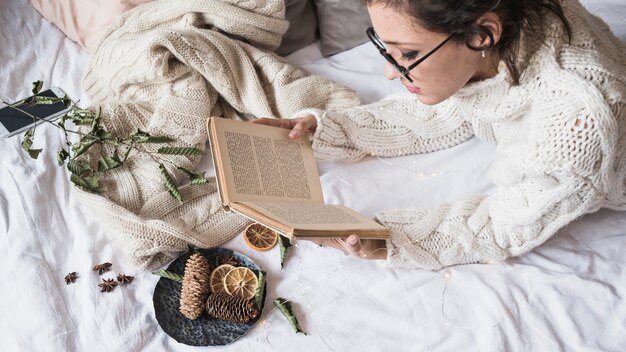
209, 264, 235, 294
243, 223, 278, 251
223, 267, 258, 300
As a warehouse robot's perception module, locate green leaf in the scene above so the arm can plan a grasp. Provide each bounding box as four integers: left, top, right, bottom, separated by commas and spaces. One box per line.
129, 129, 150, 142
21, 129, 34, 151
91, 127, 118, 145
157, 146, 205, 156
177, 167, 209, 185
130, 130, 176, 144
67, 159, 93, 175
152, 269, 183, 283
90, 107, 101, 131
27, 148, 43, 159
254, 270, 266, 310
31, 80, 43, 94
93, 127, 112, 140
278, 235, 293, 269
144, 136, 175, 143
102, 138, 119, 146
97, 155, 122, 172
159, 163, 182, 202
21, 129, 42, 160
58, 115, 67, 132
9, 99, 26, 108
65, 107, 98, 125
70, 173, 101, 193
71, 136, 98, 159
57, 149, 69, 166
144, 136, 176, 143
274, 298, 306, 335
28, 96, 64, 105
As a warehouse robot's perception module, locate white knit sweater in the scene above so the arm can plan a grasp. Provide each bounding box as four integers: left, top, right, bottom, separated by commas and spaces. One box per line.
308, 0, 626, 269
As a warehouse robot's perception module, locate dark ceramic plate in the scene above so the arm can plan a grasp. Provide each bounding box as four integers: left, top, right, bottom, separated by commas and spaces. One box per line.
153, 248, 266, 346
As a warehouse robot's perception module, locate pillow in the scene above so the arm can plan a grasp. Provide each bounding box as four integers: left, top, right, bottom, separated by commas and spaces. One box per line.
276, 0, 319, 56
126, 0, 153, 4
313, 0, 372, 57
30, 0, 154, 53
31, 0, 318, 56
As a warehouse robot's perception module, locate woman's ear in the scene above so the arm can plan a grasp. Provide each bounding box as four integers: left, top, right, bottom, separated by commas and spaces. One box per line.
470, 11, 503, 49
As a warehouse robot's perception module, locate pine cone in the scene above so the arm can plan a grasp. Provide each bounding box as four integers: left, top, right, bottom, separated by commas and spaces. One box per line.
206, 292, 259, 323
179, 253, 211, 320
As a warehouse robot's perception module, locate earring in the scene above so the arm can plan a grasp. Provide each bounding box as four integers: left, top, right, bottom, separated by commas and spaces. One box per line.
481, 50, 486, 58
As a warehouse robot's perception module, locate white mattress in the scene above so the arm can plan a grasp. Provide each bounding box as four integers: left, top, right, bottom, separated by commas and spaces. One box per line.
1, 0, 625, 351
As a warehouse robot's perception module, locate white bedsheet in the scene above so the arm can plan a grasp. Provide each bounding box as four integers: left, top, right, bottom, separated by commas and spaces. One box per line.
1, 0, 625, 351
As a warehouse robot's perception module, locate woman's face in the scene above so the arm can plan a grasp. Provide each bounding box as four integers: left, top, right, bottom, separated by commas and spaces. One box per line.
367, 3, 496, 105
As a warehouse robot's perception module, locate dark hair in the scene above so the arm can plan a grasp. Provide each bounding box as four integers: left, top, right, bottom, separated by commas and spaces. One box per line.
365, 0, 572, 85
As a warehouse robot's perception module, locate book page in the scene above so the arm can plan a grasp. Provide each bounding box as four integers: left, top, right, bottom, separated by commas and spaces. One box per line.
236, 202, 389, 239
209, 117, 324, 204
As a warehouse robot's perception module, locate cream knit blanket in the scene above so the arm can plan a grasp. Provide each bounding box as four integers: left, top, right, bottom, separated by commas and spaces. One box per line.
75, 0, 360, 270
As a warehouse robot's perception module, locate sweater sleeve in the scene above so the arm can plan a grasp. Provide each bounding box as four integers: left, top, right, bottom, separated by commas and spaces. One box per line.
375, 170, 603, 270
305, 95, 474, 161
366, 49, 619, 269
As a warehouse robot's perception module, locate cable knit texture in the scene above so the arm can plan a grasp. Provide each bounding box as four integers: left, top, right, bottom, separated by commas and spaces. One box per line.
310, 0, 626, 270
76, 0, 360, 270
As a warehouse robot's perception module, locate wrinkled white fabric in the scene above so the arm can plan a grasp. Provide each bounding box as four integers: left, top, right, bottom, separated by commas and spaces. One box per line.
1, 0, 626, 351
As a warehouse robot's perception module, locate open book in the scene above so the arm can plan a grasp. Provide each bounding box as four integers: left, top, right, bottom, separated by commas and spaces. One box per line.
207, 116, 389, 240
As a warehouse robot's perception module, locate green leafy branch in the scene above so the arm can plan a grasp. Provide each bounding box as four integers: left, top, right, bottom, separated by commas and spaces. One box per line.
3, 81, 211, 202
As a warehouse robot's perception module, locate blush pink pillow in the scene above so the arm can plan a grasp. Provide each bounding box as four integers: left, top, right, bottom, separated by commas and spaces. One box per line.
30, 0, 154, 53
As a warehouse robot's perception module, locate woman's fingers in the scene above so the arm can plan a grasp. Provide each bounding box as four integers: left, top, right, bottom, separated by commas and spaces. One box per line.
251, 117, 273, 125
343, 235, 362, 256
252, 117, 296, 129
310, 236, 360, 255
252, 115, 317, 139
289, 115, 317, 139
342, 236, 388, 259
309, 235, 387, 259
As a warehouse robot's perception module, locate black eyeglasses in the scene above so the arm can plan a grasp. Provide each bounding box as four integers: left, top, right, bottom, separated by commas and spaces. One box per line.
366, 26, 455, 83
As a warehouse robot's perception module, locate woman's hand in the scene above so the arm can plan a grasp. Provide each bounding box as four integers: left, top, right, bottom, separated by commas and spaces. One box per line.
311, 235, 388, 260
253, 115, 317, 139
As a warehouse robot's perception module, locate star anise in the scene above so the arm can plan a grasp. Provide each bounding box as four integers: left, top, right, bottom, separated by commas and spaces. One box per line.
117, 274, 134, 284
93, 262, 112, 275
221, 255, 238, 266
99, 278, 118, 293
64, 272, 78, 285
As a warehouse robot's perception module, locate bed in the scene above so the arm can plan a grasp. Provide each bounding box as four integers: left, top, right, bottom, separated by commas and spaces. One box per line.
1, 0, 625, 351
